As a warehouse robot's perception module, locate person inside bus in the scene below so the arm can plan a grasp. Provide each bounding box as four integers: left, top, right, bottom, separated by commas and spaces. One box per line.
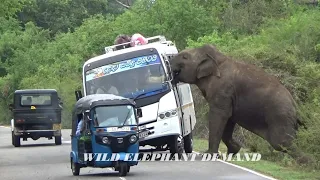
94, 77, 119, 95
96, 84, 119, 95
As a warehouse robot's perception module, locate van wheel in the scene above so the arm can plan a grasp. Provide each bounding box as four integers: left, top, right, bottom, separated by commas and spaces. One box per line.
13, 134, 20, 147
169, 135, 184, 159
183, 133, 193, 153
71, 158, 80, 176
118, 162, 128, 176
55, 136, 62, 145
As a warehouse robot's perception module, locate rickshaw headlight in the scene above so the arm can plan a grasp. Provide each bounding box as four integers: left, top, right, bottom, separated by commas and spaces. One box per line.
129, 135, 137, 143
102, 137, 109, 144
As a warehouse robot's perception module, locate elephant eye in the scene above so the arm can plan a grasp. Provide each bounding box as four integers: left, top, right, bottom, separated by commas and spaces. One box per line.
182, 55, 188, 59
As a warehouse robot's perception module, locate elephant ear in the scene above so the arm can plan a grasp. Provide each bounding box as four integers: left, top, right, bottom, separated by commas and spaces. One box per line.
196, 51, 221, 79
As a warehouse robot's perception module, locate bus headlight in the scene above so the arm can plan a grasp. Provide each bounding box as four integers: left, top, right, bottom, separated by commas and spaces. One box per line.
158, 109, 178, 120
102, 137, 109, 144
129, 135, 137, 143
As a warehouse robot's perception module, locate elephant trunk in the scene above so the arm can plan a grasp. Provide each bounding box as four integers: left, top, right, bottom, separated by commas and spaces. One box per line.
168, 60, 180, 84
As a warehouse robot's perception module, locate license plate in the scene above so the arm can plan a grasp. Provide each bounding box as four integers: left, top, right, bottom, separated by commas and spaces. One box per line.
139, 131, 149, 138
106, 126, 131, 132
53, 124, 61, 130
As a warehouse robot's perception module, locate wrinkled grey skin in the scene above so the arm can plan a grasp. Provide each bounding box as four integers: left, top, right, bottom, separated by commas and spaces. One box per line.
169, 44, 311, 164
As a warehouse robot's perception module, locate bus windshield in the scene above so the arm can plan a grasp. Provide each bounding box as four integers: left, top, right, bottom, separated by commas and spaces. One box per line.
85, 53, 169, 99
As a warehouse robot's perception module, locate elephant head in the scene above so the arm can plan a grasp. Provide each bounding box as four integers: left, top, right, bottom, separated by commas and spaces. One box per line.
169, 44, 222, 84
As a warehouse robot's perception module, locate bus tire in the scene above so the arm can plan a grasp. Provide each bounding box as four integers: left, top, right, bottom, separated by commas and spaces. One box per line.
169, 135, 183, 159
183, 132, 193, 153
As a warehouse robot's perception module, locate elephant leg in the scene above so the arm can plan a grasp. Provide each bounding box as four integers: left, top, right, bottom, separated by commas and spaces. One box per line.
267, 124, 313, 165
207, 108, 232, 153
221, 120, 241, 155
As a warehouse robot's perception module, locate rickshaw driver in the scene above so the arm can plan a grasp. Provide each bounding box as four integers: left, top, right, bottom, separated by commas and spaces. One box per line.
76, 117, 83, 136
75, 112, 90, 136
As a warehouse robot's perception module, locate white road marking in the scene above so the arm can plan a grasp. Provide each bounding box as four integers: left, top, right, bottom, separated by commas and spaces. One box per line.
192, 151, 277, 180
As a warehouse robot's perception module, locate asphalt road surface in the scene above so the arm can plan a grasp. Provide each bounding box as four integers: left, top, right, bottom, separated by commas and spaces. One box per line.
0, 126, 276, 180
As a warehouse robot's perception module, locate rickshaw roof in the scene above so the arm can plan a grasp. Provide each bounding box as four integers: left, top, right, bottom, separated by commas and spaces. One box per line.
74, 94, 136, 112
14, 89, 58, 94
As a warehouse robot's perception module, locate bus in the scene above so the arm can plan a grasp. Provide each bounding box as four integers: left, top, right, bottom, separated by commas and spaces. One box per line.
79, 35, 196, 154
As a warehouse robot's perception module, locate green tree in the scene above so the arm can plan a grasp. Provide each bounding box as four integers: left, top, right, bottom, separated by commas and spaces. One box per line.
0, 0, 26, 18
17, 0, 111, 35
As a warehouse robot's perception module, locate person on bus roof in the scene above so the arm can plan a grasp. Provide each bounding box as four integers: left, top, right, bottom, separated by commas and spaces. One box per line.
114, 33, 148, 50
130, 33, 148, 46
114, 34, 131, 50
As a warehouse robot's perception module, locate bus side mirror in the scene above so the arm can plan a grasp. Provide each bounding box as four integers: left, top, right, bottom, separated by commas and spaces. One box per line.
75, 90, 83, 101
137, 108, 142, 118
9, 104, 13, 111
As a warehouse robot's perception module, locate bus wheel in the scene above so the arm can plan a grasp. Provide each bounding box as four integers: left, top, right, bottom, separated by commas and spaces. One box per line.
169, 135, 184, 159
183, 133, 193, 153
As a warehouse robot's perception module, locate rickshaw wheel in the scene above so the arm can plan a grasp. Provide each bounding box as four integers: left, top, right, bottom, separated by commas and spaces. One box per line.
71, 158, 80, 176
118, 162, 128, 176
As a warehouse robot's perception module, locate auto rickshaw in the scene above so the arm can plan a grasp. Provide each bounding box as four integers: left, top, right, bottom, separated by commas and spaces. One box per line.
70, 93, 142, 176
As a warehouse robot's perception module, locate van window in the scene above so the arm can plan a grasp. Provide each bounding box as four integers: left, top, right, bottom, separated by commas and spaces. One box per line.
20, 94, 52, 106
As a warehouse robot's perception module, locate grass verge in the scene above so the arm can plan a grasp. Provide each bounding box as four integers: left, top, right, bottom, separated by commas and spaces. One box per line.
193, 138, 320, 180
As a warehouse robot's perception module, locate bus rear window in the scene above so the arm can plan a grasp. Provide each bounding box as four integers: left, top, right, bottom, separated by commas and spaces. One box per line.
20, 94, 52, 106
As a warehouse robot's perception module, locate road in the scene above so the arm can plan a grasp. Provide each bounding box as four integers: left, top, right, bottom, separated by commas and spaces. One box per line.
0, 127, 276, 180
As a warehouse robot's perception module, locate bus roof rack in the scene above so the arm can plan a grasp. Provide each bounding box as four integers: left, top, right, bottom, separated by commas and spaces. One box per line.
104, 35, 167, 54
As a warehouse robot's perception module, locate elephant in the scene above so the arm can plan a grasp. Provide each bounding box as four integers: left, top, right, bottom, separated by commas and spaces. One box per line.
169, 44, 312, 164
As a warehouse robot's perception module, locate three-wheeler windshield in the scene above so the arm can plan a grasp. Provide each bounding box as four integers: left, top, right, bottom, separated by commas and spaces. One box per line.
92, 105, 137, 127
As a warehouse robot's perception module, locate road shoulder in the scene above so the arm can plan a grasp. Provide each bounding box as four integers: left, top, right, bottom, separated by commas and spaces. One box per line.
193, 138, 319, 180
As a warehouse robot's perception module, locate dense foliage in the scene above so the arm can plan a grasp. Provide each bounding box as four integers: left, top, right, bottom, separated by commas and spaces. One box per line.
0, 0, 319, 170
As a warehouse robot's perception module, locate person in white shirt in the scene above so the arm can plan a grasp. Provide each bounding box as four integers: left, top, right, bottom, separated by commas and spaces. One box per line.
96, 85, 119, 95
